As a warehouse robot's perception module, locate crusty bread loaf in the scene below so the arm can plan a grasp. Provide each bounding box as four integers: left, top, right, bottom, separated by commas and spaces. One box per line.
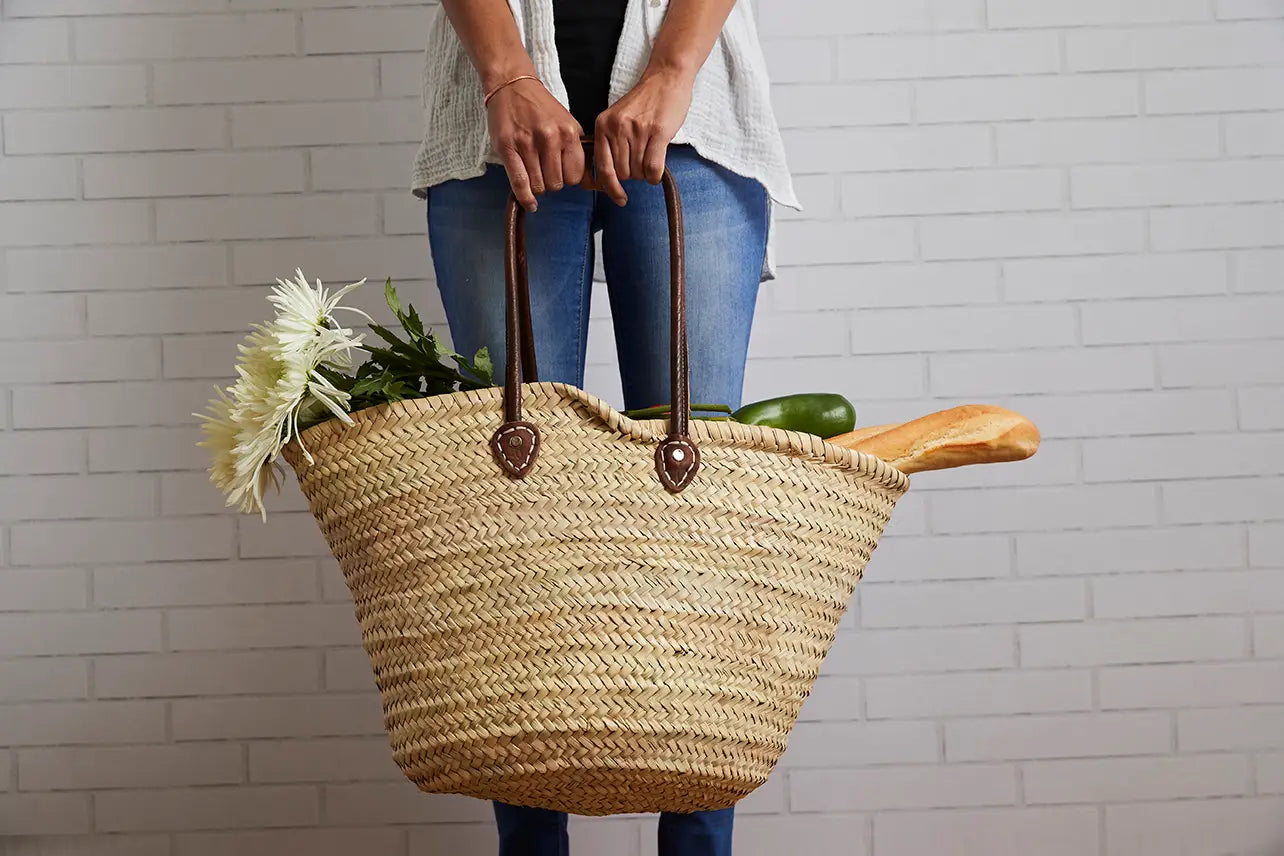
825, 423, 897, 449
830, 404, 1040, 474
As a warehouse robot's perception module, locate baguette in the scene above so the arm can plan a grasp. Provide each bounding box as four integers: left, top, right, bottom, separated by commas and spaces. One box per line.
825, 423, 897, 449
831, 404, 1040, 474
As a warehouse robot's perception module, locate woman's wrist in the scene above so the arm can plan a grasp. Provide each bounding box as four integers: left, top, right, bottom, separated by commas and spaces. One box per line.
639, 61, 699, 93
478, 60, 540, 96
483, 74, 542, 107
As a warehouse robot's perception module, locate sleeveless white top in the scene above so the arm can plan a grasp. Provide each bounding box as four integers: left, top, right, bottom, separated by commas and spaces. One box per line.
411, 0, 801, 281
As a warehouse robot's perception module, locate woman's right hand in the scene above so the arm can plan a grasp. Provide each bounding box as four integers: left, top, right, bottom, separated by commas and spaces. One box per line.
486, 78, 586, 212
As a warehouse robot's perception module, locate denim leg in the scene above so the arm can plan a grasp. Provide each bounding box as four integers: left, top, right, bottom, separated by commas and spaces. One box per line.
493, 801, 570, 856
598, 143, 768, 414
426, 163, 597, 388
656, 804, 736, 856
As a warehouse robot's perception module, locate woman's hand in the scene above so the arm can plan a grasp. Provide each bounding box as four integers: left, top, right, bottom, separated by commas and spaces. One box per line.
486, 78, 587, 212
592, 67, 695, 205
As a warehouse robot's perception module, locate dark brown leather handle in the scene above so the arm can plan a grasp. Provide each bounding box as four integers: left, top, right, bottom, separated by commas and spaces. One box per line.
490, 139, 699, 492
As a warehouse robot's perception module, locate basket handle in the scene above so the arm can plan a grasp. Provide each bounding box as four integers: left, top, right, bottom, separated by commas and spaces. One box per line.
490, 137, 699, 493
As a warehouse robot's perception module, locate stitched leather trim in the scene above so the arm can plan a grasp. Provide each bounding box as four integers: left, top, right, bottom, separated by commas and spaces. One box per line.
491, 421, 540, 478
655, 435, 699, 493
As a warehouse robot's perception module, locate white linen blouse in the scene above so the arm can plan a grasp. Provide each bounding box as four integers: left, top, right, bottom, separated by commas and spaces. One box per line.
411, 0, 801, 281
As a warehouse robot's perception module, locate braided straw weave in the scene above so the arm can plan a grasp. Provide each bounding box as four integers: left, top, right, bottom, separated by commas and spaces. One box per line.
282, 380, 909, 816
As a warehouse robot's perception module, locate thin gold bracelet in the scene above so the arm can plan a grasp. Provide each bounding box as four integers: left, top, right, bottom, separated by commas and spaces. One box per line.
483, 74, 541, 107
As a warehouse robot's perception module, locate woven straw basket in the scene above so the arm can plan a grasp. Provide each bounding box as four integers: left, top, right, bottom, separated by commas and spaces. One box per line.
281, 165, 910, 816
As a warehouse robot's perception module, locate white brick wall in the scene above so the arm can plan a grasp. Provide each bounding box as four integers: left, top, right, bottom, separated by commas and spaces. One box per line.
1, 0, 1282, 853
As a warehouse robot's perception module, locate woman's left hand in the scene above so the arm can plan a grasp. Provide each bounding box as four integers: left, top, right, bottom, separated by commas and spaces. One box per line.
590, 67, 695, 205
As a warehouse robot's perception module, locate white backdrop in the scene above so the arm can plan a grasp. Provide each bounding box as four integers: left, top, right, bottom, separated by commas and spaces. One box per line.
2, 0, 1284, 854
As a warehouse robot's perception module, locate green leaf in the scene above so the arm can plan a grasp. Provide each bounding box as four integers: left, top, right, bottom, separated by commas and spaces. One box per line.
314, 364, 355, 392
418, 329, 447, 362
350, 373, 389, 396
296, 276, 501, 425
367, 327, 425, 363
404, 303, 426, 340
446, 346, 494, 391
360, 347, 420, 373
381, 378, 411, 401
367, 323, 409, 348
383, 278, 402, 319
419, 354, 460, 377
448, 353, 477, 378
472, 346, 494, 384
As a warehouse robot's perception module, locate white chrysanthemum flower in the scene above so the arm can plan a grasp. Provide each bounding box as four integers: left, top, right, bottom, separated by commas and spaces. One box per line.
196, 271, 367, 522
196, 385, 241, 503
270, 268, 371, 355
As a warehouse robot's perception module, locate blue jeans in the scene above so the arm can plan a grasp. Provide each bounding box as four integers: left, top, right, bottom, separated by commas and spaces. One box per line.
425, 143, 767, 856
426, 143, 768, 415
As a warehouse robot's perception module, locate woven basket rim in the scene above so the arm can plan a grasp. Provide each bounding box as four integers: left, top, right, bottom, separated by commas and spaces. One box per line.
286, 381, 910, 492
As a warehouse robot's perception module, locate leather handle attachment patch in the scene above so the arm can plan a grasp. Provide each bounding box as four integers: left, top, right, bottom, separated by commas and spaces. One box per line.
655, 434, 699, 493
491, 421, 540, 478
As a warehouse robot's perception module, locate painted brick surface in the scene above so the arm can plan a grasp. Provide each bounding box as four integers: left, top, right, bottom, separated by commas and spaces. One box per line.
2, 0, 1281, 853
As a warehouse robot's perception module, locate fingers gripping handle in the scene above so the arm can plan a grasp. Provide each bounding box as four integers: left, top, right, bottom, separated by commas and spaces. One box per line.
489, 155, 699, 492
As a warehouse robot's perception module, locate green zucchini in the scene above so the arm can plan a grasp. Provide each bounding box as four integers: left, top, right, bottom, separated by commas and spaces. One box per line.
622, 403, 734, 421
731, 393, 856, 437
